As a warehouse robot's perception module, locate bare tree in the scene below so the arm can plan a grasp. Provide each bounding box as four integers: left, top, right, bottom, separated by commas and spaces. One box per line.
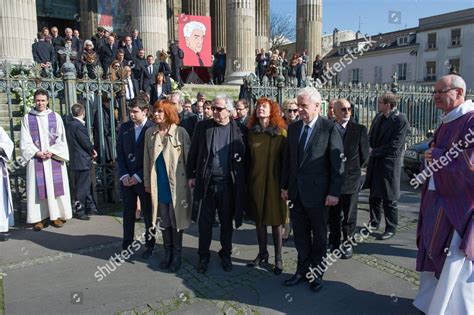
269, 12, 296, 51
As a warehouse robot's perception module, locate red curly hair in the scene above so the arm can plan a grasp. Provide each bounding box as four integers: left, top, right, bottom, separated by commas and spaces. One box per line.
153, 100, 180, 125
248, 97, 287, 131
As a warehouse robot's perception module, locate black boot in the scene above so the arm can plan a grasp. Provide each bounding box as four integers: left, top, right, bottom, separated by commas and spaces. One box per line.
159, 228, 173, 269
169, 229, 183, 272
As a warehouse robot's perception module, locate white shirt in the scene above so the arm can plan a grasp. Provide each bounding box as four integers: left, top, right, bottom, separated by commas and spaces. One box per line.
73, 116, 85, 125
134, 117, 147, 141
299, 115, 318, 149
125, 77, 135, 100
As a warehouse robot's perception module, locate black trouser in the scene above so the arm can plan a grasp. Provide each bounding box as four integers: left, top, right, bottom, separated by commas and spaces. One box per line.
291, 196, 328, 275
73, 170, 97, 215
198, 177, 234, 260
369, 197, 398, 233
121, 182, 155, 250
328, 193, 359, 247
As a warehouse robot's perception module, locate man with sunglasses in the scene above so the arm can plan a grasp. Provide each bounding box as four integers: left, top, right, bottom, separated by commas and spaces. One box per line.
327, 99, 369, 259
413, 74, 474, 315
363, 93, 408, 240
187, 94, 248, 274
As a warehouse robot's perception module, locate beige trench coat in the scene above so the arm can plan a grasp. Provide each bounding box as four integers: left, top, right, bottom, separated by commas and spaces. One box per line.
143, 124, 192, 230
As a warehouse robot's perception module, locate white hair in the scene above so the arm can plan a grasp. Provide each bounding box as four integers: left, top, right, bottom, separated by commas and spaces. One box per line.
183, 21, 206, 38
83, 39, 94, 49
214, 94, 234, 112
297, 87, 322, 104
446, 75, 467, 97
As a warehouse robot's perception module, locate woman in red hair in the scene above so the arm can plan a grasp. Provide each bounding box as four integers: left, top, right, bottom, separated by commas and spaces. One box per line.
246, 97, 288, 275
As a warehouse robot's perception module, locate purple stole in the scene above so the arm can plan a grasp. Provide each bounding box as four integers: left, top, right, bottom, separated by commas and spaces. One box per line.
28, 112, 65, 200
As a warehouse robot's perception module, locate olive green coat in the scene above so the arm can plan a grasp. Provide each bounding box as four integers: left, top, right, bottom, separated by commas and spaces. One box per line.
143, 124, 192, 230
247, 124, 288, 226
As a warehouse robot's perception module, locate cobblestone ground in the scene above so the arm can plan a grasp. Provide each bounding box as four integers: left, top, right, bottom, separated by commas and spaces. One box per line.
0, 176, 421, 314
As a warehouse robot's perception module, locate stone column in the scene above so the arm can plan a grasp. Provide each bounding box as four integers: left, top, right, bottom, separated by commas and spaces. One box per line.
0, 0, 37, 63
79, 0, 97, 41
132, 0, 168, 58
210, 0, 226, 53
226, 0, 256, 84
255, 0, 269, 51
296, 0, 322, 76
182, 0, 210, 16
167, 0, 178, 42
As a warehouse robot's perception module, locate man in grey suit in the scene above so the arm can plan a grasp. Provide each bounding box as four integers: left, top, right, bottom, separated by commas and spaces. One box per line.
281, 87, 344, 292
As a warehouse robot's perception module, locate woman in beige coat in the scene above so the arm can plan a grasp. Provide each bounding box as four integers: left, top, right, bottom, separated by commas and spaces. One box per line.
143, 100, 192, 272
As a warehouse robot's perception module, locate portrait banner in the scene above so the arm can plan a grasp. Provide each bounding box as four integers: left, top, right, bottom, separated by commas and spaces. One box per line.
178, 15, 212, 67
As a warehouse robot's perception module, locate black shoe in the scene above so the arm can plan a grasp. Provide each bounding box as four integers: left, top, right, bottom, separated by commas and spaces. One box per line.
197, 258, 209, 274
327, 244, 338, 253
75, 212, 90, 220
341, 246, 353, 259
283, 273, 304, 286
309, 277, 324, 292
0, 232, 10, 242
246, 251, 269, 267
220, 256, 232, 272
368, 221, 379, 231
169, 230, 183, 272
273, 257, 283, 275
377, 231, 395, 240
141, 248, 154, 259
160, 228, 172, 269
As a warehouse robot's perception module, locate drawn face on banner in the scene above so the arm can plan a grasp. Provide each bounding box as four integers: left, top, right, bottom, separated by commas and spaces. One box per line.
184, 21, 206, 54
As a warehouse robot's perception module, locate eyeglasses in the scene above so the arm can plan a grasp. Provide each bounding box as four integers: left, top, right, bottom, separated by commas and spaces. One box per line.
212, 106, 226, 112
286, 109, 298, 113
236, 107, 247, 111
340, 108, 352, 112
432, 87, 458, 95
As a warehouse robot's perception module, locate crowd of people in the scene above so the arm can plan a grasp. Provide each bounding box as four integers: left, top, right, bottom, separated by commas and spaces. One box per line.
0, 74, 472, 313
254, 48, 324, 87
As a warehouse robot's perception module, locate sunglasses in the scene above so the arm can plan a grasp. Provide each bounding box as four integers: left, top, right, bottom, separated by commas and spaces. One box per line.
287, 109, 298, 113
431, 87, 458, 95
212, 106, 226, 112
340, 108, 352, 112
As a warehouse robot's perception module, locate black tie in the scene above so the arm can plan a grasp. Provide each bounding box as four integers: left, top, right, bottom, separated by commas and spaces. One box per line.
298, 125, 310, 165
197, 53, 204, 66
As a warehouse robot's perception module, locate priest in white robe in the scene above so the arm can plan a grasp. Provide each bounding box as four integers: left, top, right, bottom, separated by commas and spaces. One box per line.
0, 126, 14, 239
20, 89, 72, 231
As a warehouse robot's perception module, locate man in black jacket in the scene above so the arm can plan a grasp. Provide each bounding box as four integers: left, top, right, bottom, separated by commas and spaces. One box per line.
186, 94, 248, 274
363, 93, 408, 240
32, 33, 55, 77
66, 104, 97, 220
327, 98, 369, 259
141, 55, 159, 93
116, 98, 155, 258
169, 91, 198, 139
281, 87, 344, 292
99, 35, 118, 78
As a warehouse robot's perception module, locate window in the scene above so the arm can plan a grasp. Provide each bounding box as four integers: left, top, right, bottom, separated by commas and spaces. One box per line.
427, 33, 437, 49
426, 61, 436, 81
338, 47, 346, 55
449, 58, 460, 74
451, 29, 461, 46
397, 63, 407, 81
374, 66, 383, 84
351, 68, 360, 83
397, 36, 409, 46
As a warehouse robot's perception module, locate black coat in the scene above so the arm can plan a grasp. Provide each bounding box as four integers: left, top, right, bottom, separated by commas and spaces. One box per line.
99, 44, 118, 70
179, 111, 199, 139
158, 61, 171, 78
339, 120, 369, 194
116, 119, 155, 181
363, 110, 408, 200
186, 119, 249, 228
149, 82, 172, 106
93, 105, 116, 162
133, 57, 147, 81
32, 41, 55, 64
123, 46, 138, 62
281, 116, 344, 208
140, 64, 159, 92
66, 118, 94, 171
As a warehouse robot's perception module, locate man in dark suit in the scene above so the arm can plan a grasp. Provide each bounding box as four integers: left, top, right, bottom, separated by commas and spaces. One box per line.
123, 66, 140, 104
187, 94, 248, 274
235, 99, 250, 126
133, 48, 147, 81
32, 33, 56, 77
91, 26, 107, 53
363, 93, 408, 240
99, 35, 118, 77
116, 98, 156, 258
170, 91, 199, 139
281, 87, 344, 292
66, 104, 98, 220
123, 36, 138, 63
131, 29, 143, 50
169, 40, 184, 87
141, 55, 159, 93
327, 98, 369, 259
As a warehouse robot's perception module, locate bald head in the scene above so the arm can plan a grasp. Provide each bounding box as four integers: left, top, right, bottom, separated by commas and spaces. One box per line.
439, 74, 466, 97
434, 75, 466, 114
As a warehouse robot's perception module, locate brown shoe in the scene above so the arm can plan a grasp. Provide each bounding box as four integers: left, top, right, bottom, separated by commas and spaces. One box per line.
33, 222, 44, 231
51, 219, 64, 228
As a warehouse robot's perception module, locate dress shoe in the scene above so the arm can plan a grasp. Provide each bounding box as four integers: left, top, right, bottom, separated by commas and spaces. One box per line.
33, 222, 44, 231
377, 231, 395, 240
310, 277, 324, 292
75, 213, 91, 220
51, 219, 64, 228
341, 246, 353, 259
141, 248, 154, 259
247, 251, 269, 267
283, 273, 304, 286
220, 256, 232, 272
327, 244, 338, 253
368, 221, 379, 231
197, 259, 209, 274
